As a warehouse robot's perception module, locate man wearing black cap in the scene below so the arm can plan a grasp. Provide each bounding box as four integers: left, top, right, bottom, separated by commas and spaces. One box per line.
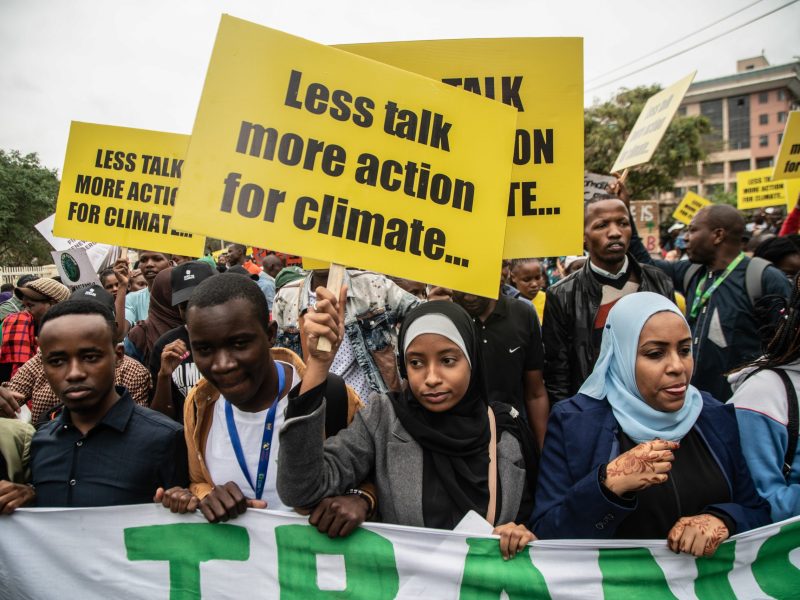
149, 261, 215, 422
0, 285, 151, 426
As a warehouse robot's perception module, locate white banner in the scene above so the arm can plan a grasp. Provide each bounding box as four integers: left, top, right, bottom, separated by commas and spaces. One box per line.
0, 506, 797, 599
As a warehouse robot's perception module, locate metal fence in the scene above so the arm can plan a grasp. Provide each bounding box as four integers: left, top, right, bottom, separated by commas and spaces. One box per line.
0, 265, 58, 285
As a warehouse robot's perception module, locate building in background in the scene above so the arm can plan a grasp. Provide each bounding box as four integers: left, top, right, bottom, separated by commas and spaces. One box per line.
672, 56, 800, 199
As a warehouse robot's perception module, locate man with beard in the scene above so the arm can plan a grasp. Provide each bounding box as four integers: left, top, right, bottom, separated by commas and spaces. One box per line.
633, 204, 791, 400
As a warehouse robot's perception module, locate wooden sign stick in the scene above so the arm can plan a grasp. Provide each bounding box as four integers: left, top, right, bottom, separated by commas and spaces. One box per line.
316, 263, 345, 353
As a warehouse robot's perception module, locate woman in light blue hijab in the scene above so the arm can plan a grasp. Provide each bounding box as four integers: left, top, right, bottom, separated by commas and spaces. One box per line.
532, 292, 770, 556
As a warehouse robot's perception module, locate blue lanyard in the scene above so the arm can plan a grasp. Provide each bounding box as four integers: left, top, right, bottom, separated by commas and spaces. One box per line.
224, 363, 286, 500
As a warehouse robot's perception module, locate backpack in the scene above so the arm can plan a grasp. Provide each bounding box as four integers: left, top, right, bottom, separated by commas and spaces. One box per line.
744, 367, 799, 482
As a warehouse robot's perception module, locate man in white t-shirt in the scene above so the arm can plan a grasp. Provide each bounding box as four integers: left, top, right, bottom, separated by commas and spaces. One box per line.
155, 274, 370, 536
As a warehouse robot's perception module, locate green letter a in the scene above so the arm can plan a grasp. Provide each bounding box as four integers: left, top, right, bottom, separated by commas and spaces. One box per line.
459, 538, 550, 599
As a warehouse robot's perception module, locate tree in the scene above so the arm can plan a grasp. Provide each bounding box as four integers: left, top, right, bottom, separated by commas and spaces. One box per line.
0, 150, 60, 265
585, 85, 711, 200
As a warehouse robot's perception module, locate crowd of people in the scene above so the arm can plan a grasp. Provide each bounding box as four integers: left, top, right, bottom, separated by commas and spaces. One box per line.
1, 185, 799, 564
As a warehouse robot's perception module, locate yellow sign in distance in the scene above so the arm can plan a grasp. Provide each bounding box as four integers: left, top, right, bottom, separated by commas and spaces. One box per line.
611, 72, 697, 173
53, 122, 204, 256
737, 168, 787, 210
173, 16, 517, 299
672, 191, 711, 225
339, 38, 584, 259
772, 111, 800, 181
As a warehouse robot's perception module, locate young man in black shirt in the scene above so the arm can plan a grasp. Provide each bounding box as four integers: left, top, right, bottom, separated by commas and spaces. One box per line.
452, 291, 548, 448
0, 300, 188, 511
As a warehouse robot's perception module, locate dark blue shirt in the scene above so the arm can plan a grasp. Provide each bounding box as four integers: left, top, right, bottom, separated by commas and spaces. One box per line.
31, 387, 188, 507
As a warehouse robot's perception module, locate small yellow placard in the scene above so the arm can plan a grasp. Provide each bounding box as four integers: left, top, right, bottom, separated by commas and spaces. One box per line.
339, 38, 584, 259
173, 16, 517, 298
672, 191, 711, 225
772, 111, 800, 181
53, 122, 204, 256
737, 168, 787, 210
611, 72, 696, 173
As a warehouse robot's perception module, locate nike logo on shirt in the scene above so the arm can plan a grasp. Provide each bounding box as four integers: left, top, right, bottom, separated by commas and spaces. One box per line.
509, 347, 521, 353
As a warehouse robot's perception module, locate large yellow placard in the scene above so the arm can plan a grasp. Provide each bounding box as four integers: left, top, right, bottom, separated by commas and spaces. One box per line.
737, 168, 787, 210
672, 191, 711, 225
772, 111, 800, 181
173, 16, 517, 298
339, 38, 584, 259
611, 72, 696, 173
53, 122, 204, 256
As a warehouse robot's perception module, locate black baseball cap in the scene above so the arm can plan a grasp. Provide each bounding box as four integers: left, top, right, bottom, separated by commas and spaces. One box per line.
171, 261, 215, 305
69, 284, 115, 313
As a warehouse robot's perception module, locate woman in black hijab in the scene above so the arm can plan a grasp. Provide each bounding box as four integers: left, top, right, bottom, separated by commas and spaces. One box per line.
277, 294, 537, 559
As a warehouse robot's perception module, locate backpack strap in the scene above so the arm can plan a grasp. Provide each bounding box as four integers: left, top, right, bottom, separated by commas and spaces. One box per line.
768, 368, 799, 481
745, 257, 769, 307
682, 263, 703, 295
323, 373, 349, 438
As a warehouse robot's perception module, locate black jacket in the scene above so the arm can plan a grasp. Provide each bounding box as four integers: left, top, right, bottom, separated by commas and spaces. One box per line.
542, 256, 675, 403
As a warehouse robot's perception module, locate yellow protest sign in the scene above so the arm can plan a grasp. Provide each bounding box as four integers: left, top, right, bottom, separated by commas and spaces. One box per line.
611, 72, 696, 173
339, 38, 584, 259
672, 191, 711, 225
737, 168, 787, 210
302, 257, 330, 271
173, 16, 517, 298
53, 122, 204, 256
772, 111, 800, 181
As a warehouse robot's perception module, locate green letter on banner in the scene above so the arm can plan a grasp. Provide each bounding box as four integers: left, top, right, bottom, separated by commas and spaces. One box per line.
752, 520, 800, 598
125, 523, 250, 600
275, 524, 399, 599
598, 548, 677, 600
459, 538, 549, 600
694, 540, 737, 600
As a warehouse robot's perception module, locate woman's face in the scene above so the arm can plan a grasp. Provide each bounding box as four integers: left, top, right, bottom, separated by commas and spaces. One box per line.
635, 312, 693, 412
405, 333, 470, 413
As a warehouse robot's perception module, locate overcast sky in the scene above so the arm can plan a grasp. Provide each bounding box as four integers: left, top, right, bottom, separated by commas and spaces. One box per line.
1, 0, 797, 173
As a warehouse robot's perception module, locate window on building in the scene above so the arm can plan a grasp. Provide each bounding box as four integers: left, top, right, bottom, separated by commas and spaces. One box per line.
730, 159, 751, 173
778, 111, 788, 123
729, 182, 737, 194
673, 187, 685, 199
703, 162, 724, 176
756, 157, 774, 169
759, 135, 769, 147
759, 114, 768, 125
779, 133, 784, 145
681, 164, 698, 177
676, 106, 687, 117
778, 90, 786, 101
706, 184, 723, 196
758, 91, 769, 103
700, 99, 723, 145
728, 95, 751, 150
689, 186, 698, 194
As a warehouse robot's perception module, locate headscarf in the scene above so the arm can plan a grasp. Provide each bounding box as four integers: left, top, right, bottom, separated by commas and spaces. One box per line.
127, 267, 182, 364
391, 301, 491, 529
578, 292, 703, 443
